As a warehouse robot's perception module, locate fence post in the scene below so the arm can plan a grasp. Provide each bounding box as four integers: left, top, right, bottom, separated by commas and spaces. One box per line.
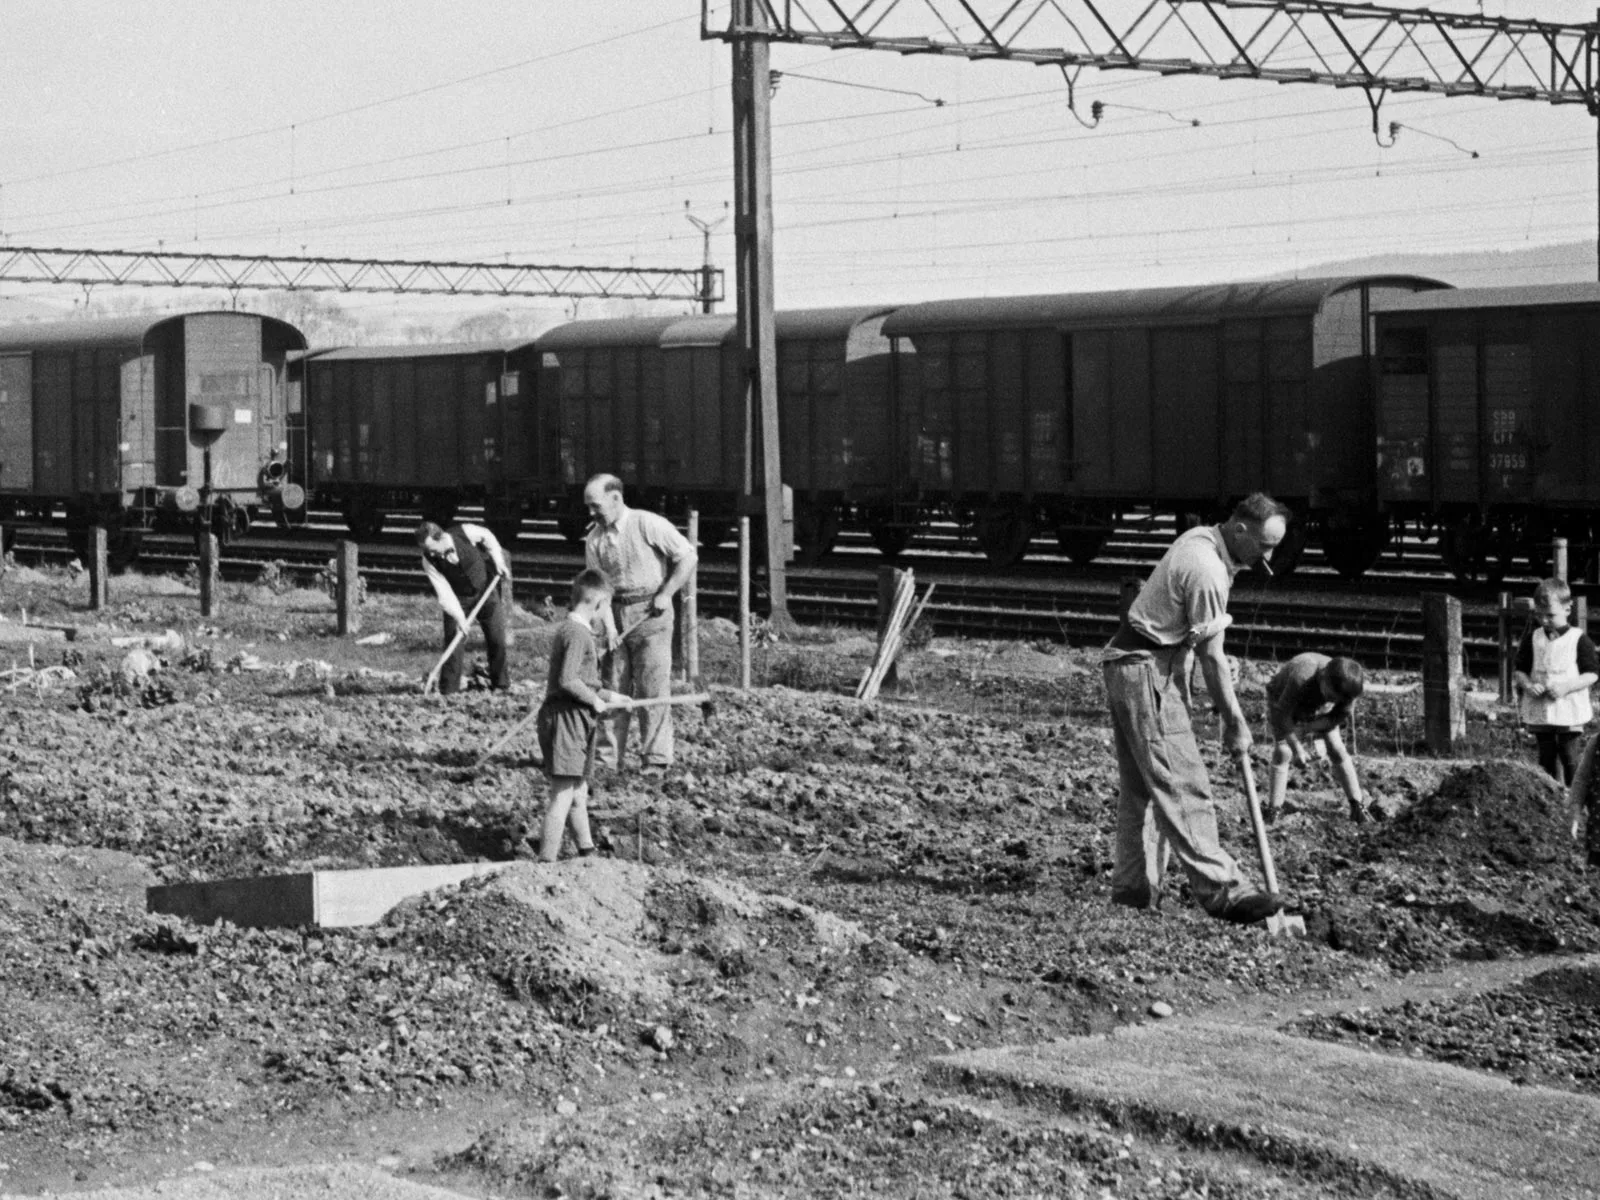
1553, 536, 1569, 583
1422, 592, 1464, 753
684, 510, 700, 685
199, 533, 219, 618
738, 515, 751, 691
88, 526, 108, 611
1497, 590, 1512, 704
336, 540, 360, 636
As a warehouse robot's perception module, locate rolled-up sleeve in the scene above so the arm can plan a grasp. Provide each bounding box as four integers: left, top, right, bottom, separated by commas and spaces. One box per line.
640, 511, 694, 567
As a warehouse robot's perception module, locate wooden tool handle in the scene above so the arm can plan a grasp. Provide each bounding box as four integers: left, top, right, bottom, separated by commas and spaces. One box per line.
423, 576, 501, 694
1238, 754, 1281, 894
620, 692, 711, 710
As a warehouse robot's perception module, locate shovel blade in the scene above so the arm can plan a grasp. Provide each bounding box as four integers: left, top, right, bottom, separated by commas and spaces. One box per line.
1264, 911, 1307, 938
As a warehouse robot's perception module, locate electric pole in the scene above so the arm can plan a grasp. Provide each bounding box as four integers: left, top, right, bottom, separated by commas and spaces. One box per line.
684, 204, 727, 314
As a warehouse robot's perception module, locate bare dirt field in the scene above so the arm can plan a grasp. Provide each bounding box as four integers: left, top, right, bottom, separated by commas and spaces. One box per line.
1, 561, 1597, 1198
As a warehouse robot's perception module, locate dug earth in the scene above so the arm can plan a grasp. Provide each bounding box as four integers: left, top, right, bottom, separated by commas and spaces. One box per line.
1, 566, 1598, 1198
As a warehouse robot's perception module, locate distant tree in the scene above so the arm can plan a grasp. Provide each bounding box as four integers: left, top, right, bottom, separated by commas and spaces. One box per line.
449, 310, 514, 343
249, 290, 365, 348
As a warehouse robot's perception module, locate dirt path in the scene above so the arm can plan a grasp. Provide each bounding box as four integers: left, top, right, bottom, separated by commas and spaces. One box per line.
936, 1018, 1600, 1200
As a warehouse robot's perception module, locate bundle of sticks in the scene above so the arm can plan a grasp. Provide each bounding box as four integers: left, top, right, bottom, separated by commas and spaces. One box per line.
856, 571, 935, 702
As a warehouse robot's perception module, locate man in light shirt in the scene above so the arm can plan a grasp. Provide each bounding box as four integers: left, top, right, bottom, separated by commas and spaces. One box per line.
582, 474, 697, 772
1100, 493, 1291, 925
415, 520, 512, 694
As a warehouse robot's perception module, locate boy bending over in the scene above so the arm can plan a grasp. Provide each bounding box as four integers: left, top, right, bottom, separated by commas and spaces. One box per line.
1265, 653, 1368, 823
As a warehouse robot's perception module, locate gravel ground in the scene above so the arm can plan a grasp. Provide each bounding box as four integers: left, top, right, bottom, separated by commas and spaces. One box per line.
1, 562, 1597, 1197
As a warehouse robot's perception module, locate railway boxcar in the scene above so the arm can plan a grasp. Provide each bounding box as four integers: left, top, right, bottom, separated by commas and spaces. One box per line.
515, 306, 895, 559
0, 310, 306, 564
1373, 283, 1600, 582
301, 342, 541, 542
878, 277, 1447, 572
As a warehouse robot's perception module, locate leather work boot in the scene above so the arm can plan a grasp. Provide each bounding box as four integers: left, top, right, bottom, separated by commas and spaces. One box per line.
1217, 892, 1287, 925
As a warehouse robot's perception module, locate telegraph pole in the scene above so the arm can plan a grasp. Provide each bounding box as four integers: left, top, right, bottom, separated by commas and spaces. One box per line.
730, 0, 790, 627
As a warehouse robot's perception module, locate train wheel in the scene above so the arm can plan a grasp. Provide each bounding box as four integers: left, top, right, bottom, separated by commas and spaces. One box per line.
484, 499, 524, 547
107, 526, 144, 573
1264, 520, 1308, 579
1441, 519, 1503, 586
273, 499, 310, 534
555, 513, 589, 545
867, 522, 911, 559
65, 525, 90, 566
1322, 516, 1390, 580
343, 501, 387, 543
696, 520, 733, 550
793, 504, 840, 566
974, 507, 1034, 567
421, 497, 458, 528
1055, 513, 1112, 565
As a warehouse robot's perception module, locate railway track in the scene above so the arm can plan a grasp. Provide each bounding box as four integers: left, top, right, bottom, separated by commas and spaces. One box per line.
7, 525, 1512, 673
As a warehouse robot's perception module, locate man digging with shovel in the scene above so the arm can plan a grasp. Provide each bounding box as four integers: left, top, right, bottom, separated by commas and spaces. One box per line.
1100, 494, 1294, 928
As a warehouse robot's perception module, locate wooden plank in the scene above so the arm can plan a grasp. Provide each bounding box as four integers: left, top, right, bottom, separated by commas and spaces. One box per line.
146, 862, 506, 930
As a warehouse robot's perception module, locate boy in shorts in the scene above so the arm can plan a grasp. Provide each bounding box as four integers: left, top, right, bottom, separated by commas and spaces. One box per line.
1265, 653, 1368, 823
532, 569, 625, 862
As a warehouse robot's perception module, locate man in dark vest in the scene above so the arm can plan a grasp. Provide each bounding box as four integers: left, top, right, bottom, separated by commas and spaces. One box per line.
415, 520, 512, 694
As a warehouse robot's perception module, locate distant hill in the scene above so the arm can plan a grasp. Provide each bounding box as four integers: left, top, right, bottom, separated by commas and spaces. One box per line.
1286, 241, 1600, 289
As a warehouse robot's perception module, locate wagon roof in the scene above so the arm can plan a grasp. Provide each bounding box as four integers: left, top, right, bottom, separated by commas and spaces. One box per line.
303, 341, 511, 362
657, 306, 900, 348
880, 277, 1448, 335
1372, 282, 1600, 314
530, 306, 899, 353
530, 316, 686, 351
0, 310, 306, 354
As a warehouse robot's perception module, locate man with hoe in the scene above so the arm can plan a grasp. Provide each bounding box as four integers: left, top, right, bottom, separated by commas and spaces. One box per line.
582, 473, 697, 772
415, 519, 513, 694
1100, 493, 1292, 925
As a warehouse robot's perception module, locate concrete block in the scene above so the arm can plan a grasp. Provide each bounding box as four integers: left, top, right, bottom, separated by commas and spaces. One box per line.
147, 862, 507, 930
0, 623, 68, 644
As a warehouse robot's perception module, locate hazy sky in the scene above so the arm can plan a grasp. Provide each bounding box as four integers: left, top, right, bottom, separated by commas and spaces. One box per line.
0, 0, 1594, 321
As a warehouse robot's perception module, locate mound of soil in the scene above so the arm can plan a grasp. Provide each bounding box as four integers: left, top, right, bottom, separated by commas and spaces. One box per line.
1300, 761, 1600, 970
1376, 760, 1573, 869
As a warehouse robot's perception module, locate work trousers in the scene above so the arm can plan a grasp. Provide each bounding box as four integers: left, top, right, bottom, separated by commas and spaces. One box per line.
596, 600, 674, 768
438, 590, 509, 694
1102, 648, 1246, 914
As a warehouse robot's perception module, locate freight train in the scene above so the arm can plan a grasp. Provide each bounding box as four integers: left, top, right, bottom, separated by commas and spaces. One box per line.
296, 275, 1448, 578
8, 278, 1600, 582
0, 310, 307, 567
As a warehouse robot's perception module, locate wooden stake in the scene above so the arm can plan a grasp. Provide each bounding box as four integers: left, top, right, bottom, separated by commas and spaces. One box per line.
199, 532, 219, 618
88, 526, 108, 611
336, 540, 360, 636
685, 510, 700, 685
1422, 591, 1464, 753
